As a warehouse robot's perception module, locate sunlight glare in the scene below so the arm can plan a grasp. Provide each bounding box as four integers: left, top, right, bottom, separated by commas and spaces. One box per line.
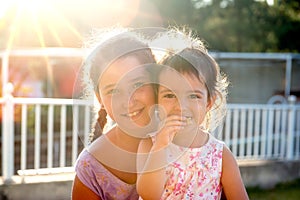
0, 1, 11, 19
1, 0, 140, 49
4, 0, 64, 49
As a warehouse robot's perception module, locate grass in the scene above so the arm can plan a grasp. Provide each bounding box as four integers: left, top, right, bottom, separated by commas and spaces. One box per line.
247, 178, 300, 200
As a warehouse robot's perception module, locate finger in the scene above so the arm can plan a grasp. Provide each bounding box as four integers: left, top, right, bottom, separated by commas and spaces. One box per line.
165, 114, 187, 122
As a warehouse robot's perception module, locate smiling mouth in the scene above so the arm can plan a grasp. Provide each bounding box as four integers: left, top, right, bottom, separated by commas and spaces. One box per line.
122, 108, 143, 118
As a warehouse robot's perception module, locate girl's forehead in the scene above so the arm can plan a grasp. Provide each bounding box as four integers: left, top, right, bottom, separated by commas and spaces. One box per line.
159, 69, 206, 92
98, 58, 153, 88
101, 57, 147, 77
159, 68, 202, 83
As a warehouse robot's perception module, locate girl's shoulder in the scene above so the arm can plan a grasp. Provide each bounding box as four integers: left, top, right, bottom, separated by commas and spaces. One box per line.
207, 133, 225, 147
75, 149, 119, 182
75, 149, 138, 199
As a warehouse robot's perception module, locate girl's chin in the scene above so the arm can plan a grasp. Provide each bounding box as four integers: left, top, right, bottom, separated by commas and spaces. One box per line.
118, 117, 154, 130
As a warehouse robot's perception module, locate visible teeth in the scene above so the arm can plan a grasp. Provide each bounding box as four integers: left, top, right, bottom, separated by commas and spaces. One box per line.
127, 111, 139, 117
186, 116, 193, 124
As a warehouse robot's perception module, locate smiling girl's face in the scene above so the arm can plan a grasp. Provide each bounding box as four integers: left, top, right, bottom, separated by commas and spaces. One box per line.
98, 56, 156, 135
157, 68, 212, 129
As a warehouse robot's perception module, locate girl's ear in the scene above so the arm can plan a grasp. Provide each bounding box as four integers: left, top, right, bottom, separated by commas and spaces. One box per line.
207, 95, 216, 111
95, 92, 104, 109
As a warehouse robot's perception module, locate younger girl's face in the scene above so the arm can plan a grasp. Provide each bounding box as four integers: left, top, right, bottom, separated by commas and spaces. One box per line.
98, 56, 156, 136
158, 69, 211, 128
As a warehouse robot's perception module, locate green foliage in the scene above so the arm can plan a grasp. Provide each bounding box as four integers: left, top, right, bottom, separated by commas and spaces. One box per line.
151, 0, 196, 27
247, 178, 300, 200
150, 0, 300, 52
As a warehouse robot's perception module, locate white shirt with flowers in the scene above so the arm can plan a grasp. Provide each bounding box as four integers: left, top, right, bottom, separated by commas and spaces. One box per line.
161, 134, 224, 200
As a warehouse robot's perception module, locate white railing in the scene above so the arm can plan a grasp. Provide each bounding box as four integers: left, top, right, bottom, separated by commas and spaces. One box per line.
1, 84, 94, 183
214, 103, 300, 161
1, 89, 300, 183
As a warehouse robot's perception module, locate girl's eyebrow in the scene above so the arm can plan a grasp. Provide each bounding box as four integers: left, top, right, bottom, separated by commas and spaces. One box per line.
129, 76, 149, 83
101, 76, 149, 91
189, 89, 204, 95
101, 84, 116, 91
159, 88, 173, 93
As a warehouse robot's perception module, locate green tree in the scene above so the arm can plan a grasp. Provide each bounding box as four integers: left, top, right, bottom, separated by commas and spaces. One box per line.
151, 0, 196, 27
184, 0, 279, 52
271, 0, 300, 52
150, 0, 300, 52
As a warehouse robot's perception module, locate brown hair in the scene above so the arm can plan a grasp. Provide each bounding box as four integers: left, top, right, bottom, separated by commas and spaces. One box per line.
156, 28, 228, 131
81, 29, 156, 143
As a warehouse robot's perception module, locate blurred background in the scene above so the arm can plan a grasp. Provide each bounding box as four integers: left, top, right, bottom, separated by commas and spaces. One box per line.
0, 0, 300, 199
0, 0, 300, 101
1, 0, 299, 52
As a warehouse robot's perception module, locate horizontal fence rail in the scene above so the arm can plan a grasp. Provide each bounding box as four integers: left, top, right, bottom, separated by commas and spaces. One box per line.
1, 93, 94, 183
1, 95, 300, 183
214, 104, 300, 161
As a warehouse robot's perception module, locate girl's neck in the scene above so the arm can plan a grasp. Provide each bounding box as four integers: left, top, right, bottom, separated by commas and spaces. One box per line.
107, 126, 141, 153
173, 127, 209, 148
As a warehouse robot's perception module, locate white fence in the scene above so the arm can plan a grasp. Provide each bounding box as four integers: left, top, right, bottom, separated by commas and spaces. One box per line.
215, 103, 300, 160
1, 90, 300, 183
1, 85, 94, 183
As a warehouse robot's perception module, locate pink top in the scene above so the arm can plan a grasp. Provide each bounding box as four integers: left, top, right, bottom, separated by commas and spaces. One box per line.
75, 149, 139, 200
161, 134, 224, 200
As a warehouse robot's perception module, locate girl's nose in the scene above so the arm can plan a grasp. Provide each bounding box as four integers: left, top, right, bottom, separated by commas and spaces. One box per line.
120, 90, 136, 109
128, 92, 137, 107
174, 97, 188, 112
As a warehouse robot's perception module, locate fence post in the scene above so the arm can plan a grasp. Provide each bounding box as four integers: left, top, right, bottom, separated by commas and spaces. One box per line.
287, 95, 296, 160
2, 83, 14, 183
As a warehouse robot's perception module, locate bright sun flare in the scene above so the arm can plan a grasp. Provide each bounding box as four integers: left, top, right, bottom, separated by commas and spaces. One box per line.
0, 0, 140, 49
1, 0, 83, 49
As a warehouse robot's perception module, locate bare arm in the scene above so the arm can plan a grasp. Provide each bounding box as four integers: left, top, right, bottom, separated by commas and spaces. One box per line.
137, 115, 186, 200
221, 146, 249, 200
136, 138, 168, 200
72, 175, 101, 200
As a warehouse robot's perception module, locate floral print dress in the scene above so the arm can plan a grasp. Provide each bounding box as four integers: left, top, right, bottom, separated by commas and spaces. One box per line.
161, 134, 224, 200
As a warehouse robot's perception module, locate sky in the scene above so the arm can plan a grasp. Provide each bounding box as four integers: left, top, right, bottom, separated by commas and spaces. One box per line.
0, 0, 144, 48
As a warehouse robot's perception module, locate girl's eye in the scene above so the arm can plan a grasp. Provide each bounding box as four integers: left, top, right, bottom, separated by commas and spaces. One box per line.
189, 94, 201, 99
163, 93, 176, 98
106, 88, 120, 95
